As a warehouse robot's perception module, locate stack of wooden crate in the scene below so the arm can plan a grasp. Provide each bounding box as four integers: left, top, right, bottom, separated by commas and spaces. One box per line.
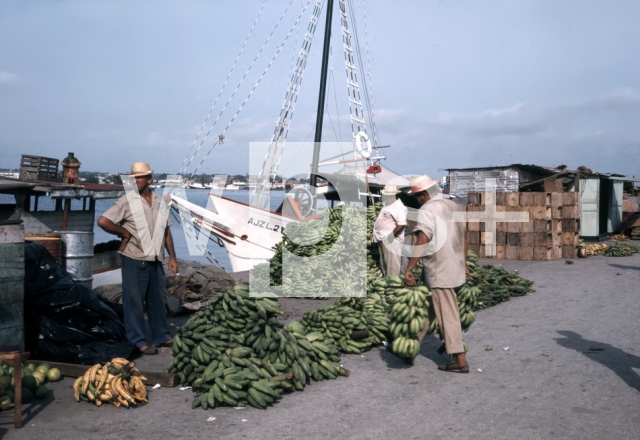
465, 191, 580, 260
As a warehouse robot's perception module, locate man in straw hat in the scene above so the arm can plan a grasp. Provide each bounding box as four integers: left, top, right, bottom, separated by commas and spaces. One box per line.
98, 162, 178, 356
404, 174, 470, 373
372, 184, 407, 276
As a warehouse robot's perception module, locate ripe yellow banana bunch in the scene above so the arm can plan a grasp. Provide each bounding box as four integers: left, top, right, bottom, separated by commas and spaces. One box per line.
73, 358, 148, 407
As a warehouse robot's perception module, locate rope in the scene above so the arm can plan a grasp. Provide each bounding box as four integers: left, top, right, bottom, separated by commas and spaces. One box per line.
178, 0, 268, 174
182, 0, 298, 175
190, 0, 315, 178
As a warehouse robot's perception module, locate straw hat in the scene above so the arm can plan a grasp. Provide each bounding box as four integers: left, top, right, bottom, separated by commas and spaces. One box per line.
131, 162, 153, 176
380, 184, 401, 196
407, 174, 438, 195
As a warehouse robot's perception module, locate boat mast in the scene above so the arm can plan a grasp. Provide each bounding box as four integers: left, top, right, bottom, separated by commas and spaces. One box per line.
309, 0, 334, 190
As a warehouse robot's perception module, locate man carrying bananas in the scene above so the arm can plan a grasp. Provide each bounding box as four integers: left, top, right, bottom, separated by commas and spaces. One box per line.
372, 184, 407, 276
404, 174, 470, 373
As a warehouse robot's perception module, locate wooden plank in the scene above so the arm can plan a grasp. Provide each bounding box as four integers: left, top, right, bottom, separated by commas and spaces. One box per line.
34, 361, 179, 387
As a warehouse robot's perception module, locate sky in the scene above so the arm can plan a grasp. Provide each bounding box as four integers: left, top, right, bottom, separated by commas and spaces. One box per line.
1, 0, 639, 181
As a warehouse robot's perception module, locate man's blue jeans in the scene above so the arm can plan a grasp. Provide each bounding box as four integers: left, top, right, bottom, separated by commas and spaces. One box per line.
121, 255, 172, 349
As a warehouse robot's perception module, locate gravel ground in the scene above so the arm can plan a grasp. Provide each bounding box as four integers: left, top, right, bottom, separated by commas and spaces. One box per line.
2, 252, 639, 439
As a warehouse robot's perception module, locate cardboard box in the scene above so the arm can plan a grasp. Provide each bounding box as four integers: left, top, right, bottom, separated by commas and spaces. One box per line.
496, 232, 507, 246
507, 233, 520, 246
505, 246, 520, 260
544, 179, 563, 193
520, 246, 534, 260
552, 206, 563, 219
551, 192, 564, 206
506, 192, 519, 207
520, 233, 534, 247
519, 192, 535, 206
533, 192, 547, 206
534, 219, 551, 232
562, 245, 577, 259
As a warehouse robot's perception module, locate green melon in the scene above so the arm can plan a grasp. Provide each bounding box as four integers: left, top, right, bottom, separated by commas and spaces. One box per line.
21, 387, 32, 404
34, 385, 48, 399
0, 384, 4, 397
25, 363, 36, 372
36, 364, 50, 375
0, 376, 9, 390
22, 368, 34, 377
4, 390, 14, 403
32, 371, 46, 385
22, 375, 38, 392
0, 395, 11, 408
46, 368, 62, 382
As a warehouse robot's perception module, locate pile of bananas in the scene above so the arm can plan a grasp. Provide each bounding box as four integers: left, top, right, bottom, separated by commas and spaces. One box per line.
166, 285, 348, 410
73, 358, 147, 407
299, 304, 389, 354
611, 234, 629, 241
388, 282, 431, 360
581, 242, 607, 256
604, 243, 640, 257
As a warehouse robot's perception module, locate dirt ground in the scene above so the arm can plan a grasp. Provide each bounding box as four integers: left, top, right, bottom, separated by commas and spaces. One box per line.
2, 252, 639, 439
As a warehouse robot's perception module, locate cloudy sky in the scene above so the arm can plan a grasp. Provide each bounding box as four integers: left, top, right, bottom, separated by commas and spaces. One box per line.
1, 0, 639, 181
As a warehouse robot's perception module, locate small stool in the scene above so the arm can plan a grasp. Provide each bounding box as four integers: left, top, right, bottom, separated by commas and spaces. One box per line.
0, 345, 30, 429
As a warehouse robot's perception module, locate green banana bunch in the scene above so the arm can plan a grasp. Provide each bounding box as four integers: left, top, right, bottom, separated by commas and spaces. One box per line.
389, 285, 432, 360
604, 243, 639, 257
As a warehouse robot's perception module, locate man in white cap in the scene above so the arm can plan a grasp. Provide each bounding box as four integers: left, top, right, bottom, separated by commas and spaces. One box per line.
97, 162, 178, 356
404, 174, 470, 373
372, 184, 407, 276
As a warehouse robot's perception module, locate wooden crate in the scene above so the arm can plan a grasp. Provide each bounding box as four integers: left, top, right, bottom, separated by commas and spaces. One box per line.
563, 192, 578, 206
551, 206, 563, 219
496, 232, 507, 246
533, 192, 547, 206
534, 246, 552, 261
551, 192, 564, 206
562, 219, 580, 232
520, 233, 534, 247
468, 231, 480, 245
553, 246, 562, 260
520, 246, 534, 260
481, 231, 494, 245
477, 245, 486, 258
534, 219, 551, 233
495, 245, 505, 259
532, 205, 547, 220
552, 232, 562, 247
563, 205, 579, 218
467, 206, 480, 231
507, 233, 520, 246
534, 232, 552, 247
467, 192, 481, 206
469, 244, 481, 256
544, 179, 563, 193
505, 246, 520, 260
506, 192, 519, 207
495, 192, 506, 206
0, 221, 25, 351
520, 207, 535, 232
562, 232, 578, 246
19, 155, 59, 182
552, 219, 562, 233
496, 206, 507, 232
507, 207, 522, 232
562, 245, 577, 259
519, 192, 535, 206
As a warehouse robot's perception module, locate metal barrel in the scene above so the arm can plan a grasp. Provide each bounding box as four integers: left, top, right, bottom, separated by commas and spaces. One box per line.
55, 231, 95, 290
0, 220, 25, 351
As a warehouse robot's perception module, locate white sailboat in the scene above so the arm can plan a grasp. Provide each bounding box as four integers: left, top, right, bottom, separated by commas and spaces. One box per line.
171, 0, 395, 273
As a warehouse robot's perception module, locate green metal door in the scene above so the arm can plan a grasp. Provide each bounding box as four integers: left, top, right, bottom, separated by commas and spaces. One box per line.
579, 177, 599, 237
